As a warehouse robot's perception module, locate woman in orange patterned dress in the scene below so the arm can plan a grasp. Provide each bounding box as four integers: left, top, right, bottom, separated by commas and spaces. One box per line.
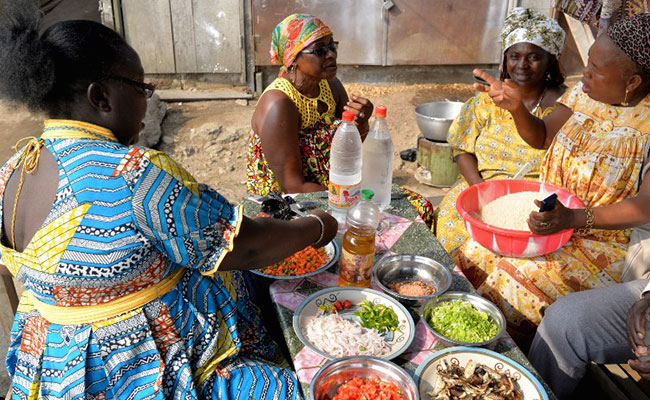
247, 13, 435, 227
456, 14, 650, 345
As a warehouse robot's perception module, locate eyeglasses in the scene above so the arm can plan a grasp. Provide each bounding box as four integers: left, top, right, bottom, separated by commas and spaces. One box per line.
101, 75, 156, 98
301, 41, 339, 57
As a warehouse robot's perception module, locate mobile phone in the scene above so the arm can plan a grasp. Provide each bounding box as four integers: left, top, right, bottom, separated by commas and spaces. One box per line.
473, 74, 490, 86
539, 194, 558, 212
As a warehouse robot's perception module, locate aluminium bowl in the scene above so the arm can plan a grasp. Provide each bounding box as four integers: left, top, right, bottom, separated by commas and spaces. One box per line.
373, 254, 453, 307
414, 101, 464, 142
309, 356, 419, 400
419, 291, 506, 348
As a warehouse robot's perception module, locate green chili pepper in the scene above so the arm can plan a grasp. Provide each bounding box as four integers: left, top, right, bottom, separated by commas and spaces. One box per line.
353, 300, 401, 333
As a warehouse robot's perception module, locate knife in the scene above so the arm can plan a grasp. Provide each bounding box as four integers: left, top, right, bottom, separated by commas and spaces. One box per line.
513, 162, 533, 180
289, 203, 307, 217
289, 201, 320, 217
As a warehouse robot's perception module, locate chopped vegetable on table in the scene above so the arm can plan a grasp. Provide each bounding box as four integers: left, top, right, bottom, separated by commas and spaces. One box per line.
258, 246, 327, 276
354, 300, 400, 332
333, 376, 405, 400
425, 300, 499, 343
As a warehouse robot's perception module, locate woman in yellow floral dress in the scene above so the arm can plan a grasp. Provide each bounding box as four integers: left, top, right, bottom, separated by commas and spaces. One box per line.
459, 14, 650, 345
436, 8, 566, 253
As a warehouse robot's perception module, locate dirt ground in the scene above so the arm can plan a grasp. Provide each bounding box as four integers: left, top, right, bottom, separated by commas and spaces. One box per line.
0, 83, 476, 206
157, 82, 476, 203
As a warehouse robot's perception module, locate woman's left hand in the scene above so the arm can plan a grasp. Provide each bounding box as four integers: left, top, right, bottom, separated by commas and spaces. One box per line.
344, 95, 373, 126
527, 200, 575, 235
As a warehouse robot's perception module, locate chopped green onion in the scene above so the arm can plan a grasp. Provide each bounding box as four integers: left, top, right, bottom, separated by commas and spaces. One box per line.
425, 299, 499, 343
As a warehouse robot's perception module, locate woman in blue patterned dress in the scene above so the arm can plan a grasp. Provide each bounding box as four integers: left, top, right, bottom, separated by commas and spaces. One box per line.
0, 3, 337, 399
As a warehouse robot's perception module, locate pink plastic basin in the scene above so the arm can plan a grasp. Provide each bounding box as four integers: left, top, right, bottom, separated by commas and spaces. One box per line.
456, 180, 585, 258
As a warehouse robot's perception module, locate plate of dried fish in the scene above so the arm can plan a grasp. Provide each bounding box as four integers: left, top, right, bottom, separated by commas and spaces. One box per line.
414, 347, 548, 400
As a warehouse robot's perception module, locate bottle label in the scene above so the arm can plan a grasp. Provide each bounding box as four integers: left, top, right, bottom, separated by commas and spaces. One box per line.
328, 182, 361, 208
339, 249, 374, 284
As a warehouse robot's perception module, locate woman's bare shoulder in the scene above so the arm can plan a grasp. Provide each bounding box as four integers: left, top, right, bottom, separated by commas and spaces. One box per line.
252, 89, 300, 132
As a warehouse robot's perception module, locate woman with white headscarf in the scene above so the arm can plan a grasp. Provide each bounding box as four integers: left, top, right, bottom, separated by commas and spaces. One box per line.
436, 8, 567, 253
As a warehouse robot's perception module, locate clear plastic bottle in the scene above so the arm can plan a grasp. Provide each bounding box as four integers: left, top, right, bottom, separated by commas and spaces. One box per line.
329, 111, 363, 223
339, 190, 381, 287
362, 105, 394, 210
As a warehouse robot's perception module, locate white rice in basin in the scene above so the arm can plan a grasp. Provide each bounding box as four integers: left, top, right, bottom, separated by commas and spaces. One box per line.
479, 191, 546, 231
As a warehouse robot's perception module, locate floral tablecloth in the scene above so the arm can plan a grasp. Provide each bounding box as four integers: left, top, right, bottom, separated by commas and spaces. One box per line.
242, 191, 557, 400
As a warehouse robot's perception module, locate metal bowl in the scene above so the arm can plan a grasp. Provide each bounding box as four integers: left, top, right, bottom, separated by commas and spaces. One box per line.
414, 101, 464, 142
373, 254, 453, 307
419, 291, 506, 348
309, 356, 419, 400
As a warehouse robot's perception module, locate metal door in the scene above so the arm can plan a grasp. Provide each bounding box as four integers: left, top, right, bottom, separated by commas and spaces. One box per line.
386, 0, 507, 65
252, 0, 385, 66
252, 0, 507, 66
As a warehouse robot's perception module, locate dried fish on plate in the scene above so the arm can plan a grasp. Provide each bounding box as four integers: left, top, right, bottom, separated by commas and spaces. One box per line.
428, 359, 523, 400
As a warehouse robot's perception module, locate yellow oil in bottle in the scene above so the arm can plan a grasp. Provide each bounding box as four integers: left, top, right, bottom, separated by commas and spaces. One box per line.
338, 225, 376, 287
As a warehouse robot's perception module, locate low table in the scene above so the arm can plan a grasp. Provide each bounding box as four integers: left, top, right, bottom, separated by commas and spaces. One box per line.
242, 191, 557, 399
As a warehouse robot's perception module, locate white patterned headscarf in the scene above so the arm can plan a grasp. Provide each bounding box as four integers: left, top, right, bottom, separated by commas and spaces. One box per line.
501, 7, 566, 56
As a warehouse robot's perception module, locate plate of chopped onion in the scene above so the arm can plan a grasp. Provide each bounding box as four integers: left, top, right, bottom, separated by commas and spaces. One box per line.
293, 287, 415, 360
415, 347, 548, 400
250, 241, 339, 279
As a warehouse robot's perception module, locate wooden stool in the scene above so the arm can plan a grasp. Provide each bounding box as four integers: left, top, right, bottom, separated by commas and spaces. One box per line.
588, 363, 650, 399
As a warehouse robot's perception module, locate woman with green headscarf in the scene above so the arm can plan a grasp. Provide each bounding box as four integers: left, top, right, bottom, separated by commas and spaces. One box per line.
247, 13, 436, 228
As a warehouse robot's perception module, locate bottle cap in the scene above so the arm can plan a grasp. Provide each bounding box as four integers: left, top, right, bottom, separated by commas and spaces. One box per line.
361, 189, 374, 200
375, 105, 387, 117
342, 111, 355, 122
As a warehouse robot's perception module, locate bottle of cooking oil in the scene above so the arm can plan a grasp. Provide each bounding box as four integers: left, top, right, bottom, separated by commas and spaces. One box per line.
339, 189, 381, 287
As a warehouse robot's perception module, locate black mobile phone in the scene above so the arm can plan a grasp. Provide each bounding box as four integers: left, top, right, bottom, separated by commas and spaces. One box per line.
473, 74, 490, 86
539, 194, 558, 212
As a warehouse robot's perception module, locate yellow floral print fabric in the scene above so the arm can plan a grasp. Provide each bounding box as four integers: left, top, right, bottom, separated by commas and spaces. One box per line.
453, 83, 650, 340
436, 92, 553, 253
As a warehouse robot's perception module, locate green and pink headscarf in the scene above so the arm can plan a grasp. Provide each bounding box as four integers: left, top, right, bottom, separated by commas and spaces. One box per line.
270, 14, 333, 76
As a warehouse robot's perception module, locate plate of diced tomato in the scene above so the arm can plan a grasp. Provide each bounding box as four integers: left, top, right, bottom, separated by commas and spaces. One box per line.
250, 241, 340, 279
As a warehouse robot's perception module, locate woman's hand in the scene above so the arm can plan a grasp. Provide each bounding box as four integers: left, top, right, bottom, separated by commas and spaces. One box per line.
455, 153, 484, 186
527, 200, 576, 235
473, 69, 523, 112
344, 95, 374, 127
310, 209, 338, 248
627, 293, 650, 379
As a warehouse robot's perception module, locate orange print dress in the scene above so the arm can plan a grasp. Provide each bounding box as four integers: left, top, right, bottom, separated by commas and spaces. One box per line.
453, 83, 650, 339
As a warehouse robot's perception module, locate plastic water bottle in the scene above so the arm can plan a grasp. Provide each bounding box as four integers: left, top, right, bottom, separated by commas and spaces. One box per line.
329, 110, 362, 223
362, 105, 394, 210
339, 190, 381, 287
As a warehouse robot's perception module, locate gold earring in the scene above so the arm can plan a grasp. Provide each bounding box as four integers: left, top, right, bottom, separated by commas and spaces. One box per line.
622, 89, 629, 106
290, 65, 296, 84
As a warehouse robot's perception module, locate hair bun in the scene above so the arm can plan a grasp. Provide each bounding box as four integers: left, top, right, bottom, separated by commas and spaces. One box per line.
0, 0, 56, 111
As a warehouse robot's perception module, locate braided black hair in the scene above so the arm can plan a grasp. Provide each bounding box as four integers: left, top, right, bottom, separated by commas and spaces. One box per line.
0, 0, 135, 117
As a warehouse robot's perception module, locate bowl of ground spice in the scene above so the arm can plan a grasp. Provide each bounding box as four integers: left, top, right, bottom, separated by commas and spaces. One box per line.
373, 254, 452, 307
